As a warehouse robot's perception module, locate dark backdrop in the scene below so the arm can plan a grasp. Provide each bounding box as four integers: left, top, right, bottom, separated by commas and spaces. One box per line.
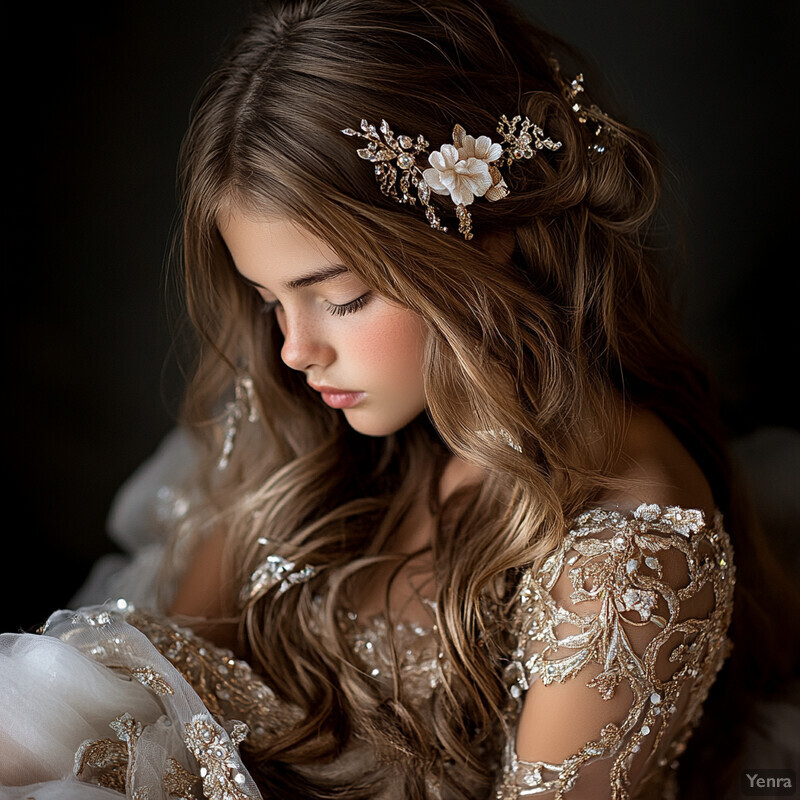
6, 2, 798, 634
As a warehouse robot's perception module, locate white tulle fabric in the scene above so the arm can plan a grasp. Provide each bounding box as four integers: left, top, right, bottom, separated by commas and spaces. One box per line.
0, 604, 259, 799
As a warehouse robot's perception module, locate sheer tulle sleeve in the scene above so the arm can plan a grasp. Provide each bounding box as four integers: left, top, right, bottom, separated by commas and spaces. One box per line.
497, 504, 736, 799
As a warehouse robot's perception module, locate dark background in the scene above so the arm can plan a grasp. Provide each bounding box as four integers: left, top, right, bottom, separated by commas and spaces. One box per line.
5, 2, 798, 634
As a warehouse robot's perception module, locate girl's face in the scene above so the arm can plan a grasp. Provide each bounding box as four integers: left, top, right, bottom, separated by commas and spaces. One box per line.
219, 210, 429, 437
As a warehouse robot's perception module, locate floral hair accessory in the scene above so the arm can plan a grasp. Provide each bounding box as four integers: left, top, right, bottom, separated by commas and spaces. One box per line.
342, 116, 561, 240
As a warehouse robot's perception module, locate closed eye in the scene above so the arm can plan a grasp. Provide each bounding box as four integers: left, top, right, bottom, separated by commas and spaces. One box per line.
325, 292, 372, 317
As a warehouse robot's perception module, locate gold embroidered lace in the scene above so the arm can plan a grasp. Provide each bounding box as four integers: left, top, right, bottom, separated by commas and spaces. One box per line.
27, 502, 734, 799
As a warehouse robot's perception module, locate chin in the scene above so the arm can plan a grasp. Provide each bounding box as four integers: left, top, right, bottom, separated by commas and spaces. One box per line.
343, 408, 425, 437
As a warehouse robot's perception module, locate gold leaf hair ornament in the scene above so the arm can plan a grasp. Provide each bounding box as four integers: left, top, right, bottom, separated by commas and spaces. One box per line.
342, 116, 561, 240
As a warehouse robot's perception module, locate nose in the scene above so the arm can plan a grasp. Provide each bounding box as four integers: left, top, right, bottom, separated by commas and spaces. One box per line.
278, 310, 335, 372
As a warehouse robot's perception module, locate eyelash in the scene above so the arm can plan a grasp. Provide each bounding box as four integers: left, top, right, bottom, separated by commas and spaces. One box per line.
261, 292, 372, 317
325, 292, 371, 316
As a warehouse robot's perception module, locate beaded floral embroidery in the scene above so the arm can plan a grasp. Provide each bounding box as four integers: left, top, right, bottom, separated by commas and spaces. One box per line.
60, 499, 733, 800
498, 503, 736, 798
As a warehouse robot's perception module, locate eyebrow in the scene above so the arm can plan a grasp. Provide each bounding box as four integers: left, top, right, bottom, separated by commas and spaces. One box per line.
238, 264, 350, 291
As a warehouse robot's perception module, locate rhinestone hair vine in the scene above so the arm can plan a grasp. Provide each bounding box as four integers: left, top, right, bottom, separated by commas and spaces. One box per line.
342, 116, 561, 240
553, 65, 615, 155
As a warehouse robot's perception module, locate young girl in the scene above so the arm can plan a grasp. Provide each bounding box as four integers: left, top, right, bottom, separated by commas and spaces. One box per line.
2, 1, 798, 798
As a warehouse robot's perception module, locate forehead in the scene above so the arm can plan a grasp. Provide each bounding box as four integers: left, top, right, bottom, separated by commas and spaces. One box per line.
218, 209, 342, 285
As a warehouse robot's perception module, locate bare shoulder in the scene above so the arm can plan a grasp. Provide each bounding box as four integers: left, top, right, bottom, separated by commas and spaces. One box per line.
169, 527, 233, 618
167, 526, 243, 652
604, 406, 716, 514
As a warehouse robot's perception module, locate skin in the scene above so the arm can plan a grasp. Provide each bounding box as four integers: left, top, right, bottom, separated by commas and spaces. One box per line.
179, 214, 720, 784
174, 208, 483, 624
218, 209, 429, 438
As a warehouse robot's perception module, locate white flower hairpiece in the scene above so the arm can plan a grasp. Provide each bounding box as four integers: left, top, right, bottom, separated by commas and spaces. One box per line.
342, 116, 561, 240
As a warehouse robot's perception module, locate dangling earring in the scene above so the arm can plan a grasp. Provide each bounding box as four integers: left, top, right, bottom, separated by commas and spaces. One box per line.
218, 374, 260, 470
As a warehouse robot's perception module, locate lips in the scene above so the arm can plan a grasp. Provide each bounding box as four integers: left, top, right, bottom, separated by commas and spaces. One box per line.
308, 383, 366, 410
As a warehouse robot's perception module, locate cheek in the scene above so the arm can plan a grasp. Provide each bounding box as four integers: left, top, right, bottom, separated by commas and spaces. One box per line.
353, 307, 427, 383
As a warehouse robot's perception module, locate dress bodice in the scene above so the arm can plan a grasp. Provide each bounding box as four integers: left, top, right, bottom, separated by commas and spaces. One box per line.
0, 501, 737, 799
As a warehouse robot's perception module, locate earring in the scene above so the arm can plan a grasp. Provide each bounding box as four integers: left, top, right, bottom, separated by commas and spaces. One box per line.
218, 374, 260, 470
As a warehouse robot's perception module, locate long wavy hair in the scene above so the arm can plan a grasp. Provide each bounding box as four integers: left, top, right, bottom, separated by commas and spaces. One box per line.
170, 0, 799, 796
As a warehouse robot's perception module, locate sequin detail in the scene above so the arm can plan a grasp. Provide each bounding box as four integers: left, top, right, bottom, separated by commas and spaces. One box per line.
164, 758, 203, 800
129, 610, 305, 746
184, 715, 250, 800
340, 607, 443, 697
74, 737, 128, 791
496, 504, 736, 798
131, 665, 174, 695
66, 502, 732, 800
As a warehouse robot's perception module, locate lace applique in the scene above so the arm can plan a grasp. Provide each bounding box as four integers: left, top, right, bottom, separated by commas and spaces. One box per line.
184, 714, 250, 799
32, 603, 260, 799
75, 712, 144, 795
74, 735, 129, 791
128, 610, 305, 746
164, 758, 204, 799
62, 502, 733, 800
497, 504, 735, 799
131, 665, 175, 695
339, 607, 444, 700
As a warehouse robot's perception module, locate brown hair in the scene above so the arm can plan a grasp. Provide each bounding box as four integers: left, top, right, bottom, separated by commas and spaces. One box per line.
171, 0, 800, 796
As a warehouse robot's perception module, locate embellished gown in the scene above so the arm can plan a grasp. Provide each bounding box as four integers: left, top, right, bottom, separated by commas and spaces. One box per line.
0, 429, 743, 799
